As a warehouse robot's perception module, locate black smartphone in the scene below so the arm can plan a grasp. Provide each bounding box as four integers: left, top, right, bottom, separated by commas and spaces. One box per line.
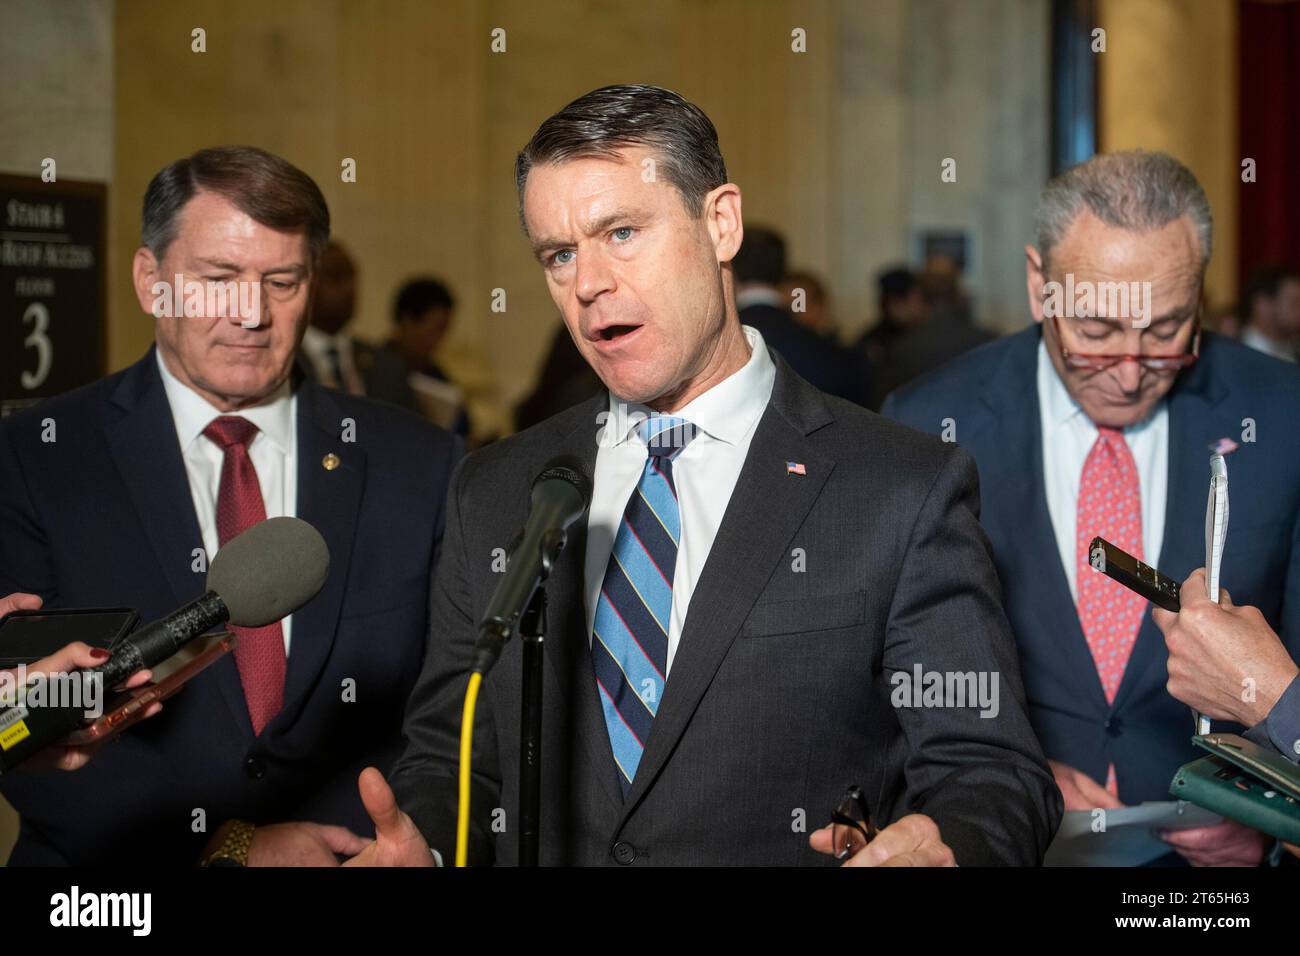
0, 608, 139, 669
1087, 537, 1181, 612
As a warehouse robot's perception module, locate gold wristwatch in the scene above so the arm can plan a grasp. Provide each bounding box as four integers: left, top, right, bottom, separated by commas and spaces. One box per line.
202, 819, 255, 867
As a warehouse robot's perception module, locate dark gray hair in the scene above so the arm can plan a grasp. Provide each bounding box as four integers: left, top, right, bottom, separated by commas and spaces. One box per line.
1034, 150, 1213, 274
514, 84, 728, 233
142, 145, 330, 264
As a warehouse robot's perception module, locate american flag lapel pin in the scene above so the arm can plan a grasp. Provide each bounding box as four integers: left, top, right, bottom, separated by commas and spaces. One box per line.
786, 461, 807, 477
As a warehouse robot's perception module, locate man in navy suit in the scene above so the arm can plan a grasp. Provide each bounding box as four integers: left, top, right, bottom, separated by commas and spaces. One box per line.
886, 150, 1300, 866
0, 146, 459, 866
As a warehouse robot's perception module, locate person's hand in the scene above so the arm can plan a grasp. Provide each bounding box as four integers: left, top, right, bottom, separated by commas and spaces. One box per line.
0, 591, 43, 617
810, 813, 956, 866
1, 591, 158, 770
1157, 818, 1271, 867
342, 767, 436, 867
237, 821, 370, 866
1153, 569, 1298, 726
1049, 760, 1124, 812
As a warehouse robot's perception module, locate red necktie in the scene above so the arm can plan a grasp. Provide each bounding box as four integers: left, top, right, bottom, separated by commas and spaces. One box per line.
202, 416, 287, 734
1075, 427, 1145, 796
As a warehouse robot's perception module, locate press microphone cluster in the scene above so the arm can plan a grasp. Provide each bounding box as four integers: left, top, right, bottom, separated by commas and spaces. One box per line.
473, 456, 593, 675
0, 516, 329, 774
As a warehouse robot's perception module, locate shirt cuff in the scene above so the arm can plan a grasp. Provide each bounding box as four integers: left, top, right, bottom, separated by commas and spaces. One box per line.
1245, 674, 1300, 763
429, 846, 444, 867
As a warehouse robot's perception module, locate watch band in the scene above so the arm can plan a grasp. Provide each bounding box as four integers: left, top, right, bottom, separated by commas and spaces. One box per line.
202, 819, 255, 867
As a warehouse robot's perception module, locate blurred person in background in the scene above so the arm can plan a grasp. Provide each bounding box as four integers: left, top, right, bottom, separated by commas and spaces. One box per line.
734, 226, 869, 404
868, 256, 994, 407
779, 269, 834, 337
363, 278, 471, 438
1239, 263, 1300, 363
299, 240, 370, 395
857, 265, 928, 369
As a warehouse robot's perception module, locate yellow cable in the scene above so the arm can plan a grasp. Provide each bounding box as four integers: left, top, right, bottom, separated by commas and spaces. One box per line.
455, 671, 483, 868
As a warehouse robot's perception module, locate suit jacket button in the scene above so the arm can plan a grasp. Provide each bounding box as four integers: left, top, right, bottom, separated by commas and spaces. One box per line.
245, 756, 267, 779
1104, 717, 1122, 737
611, 841, 637, 865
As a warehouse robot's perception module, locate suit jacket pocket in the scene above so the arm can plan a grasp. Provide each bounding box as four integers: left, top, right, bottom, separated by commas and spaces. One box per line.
740, 590, 867, 638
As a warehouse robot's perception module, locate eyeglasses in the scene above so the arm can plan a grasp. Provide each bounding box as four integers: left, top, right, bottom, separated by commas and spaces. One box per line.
1050, 309, 1201, 372
830, 785, 877, 860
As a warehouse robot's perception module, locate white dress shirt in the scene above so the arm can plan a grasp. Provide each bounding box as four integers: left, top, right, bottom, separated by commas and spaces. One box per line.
156, 349, 298, 654
1036, 340, 1168, 601
584, 325, 776, 675
301, 325, 365, 394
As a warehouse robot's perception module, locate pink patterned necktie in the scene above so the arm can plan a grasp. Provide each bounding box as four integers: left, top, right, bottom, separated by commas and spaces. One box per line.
1075, 427, 1145, 797
202, 416, 287, 735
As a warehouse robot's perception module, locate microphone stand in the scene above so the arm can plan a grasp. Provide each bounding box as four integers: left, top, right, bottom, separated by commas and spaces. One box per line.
518, 585, 546, 867
517, 527, 565, 867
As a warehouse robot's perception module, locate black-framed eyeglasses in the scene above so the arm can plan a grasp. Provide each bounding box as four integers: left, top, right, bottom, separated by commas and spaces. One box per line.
830, 785, 877, 860
1049, 303, 1202, 373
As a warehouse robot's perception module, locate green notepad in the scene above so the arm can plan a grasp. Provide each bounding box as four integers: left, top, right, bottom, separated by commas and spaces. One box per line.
1169, 733, 1300, 845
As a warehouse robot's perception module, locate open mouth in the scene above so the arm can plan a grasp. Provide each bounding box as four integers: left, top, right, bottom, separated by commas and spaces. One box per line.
597, 324, 641, 341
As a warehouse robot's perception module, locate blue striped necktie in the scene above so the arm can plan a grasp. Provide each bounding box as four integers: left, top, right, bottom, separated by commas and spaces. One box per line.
591, 415, 697, 797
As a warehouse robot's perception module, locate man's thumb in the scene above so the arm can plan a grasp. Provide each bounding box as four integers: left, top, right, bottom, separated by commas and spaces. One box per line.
358, 766, 404, 837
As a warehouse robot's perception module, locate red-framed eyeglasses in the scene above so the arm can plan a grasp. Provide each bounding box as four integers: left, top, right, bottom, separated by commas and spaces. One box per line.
1049, 309, 1201, 372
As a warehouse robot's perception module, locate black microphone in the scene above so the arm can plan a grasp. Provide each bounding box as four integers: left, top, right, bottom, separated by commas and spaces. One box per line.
0, 516, 329, 774
473, 456, 592, 675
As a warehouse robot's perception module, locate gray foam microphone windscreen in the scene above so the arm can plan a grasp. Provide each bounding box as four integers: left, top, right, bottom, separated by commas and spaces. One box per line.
206, 516, 330, 627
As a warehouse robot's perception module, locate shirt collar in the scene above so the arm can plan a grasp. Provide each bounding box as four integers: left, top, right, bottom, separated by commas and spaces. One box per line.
604, 324, 776, 448
301, 325, 353, 357
155, 347, 295, 454
1036, 338, 1088, 430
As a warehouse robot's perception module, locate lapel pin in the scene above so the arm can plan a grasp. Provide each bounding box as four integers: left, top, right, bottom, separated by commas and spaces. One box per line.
1208, 437, 1239, 456
786, 461, 807, 477
322, 452, 341, 471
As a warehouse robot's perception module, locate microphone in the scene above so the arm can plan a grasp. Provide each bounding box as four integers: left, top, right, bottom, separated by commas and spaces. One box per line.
94, 516, 329, 687
473, 456, 592, 675
0, 516, 329, 773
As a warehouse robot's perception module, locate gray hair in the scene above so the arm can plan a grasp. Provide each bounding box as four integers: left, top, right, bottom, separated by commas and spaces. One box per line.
1033, 150, 1213, 274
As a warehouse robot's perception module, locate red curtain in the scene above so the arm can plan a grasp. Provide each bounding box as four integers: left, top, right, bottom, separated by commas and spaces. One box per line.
1238, 0, 1300, 287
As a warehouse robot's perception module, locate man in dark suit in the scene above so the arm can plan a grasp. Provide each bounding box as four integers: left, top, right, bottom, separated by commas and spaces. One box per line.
885, 150, 1300, 866
733, 226, 870, 406
0, 146, 459, 866
342, 84, 1059, 867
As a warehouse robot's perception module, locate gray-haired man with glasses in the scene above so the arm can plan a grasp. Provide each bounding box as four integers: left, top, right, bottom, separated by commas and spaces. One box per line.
886, 150, 1300, 866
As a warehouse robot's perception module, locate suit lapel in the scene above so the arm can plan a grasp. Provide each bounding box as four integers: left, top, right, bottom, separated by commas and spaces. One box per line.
616, 356, 835, 823
979, 330, 1108, 714
273, 380, 365, 730
105, 350, 251, 733
105, 351, 207, 610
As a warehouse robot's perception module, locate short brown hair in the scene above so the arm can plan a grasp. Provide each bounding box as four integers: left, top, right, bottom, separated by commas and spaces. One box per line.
514, 85, 728, 234
141, 145, 330, 263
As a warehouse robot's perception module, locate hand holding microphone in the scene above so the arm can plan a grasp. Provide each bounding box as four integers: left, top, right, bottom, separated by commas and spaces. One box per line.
0, 516, 329, 774
0, 592, 157, 771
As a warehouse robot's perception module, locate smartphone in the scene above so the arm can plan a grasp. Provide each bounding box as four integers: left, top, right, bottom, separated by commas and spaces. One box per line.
61, 632, 236, 745
0, 608, 139, 669
1088, 536, 1181, 612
